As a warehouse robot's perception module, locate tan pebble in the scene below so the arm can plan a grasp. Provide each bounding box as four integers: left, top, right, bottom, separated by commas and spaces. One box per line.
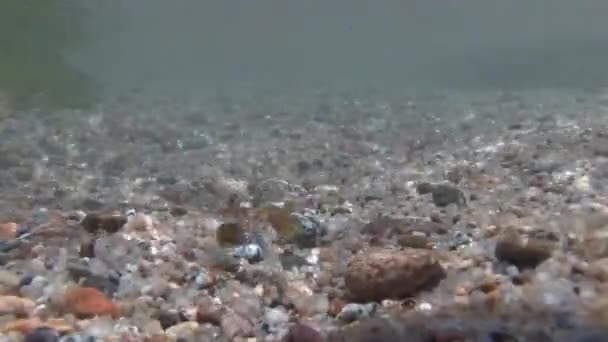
0, 296, 35, 317
318, 247, 337, 262
0, 317, 42, 334
127, 213, 154, 231
455, 287, 469, 296
0, 270, 20, 295
0, 222, 17, 240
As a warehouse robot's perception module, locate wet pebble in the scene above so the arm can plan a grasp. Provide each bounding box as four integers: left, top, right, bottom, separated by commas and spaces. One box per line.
80, 213, 127, 234
337, 303, 378, 323
24, 327, 59, 342
495, 236, 552, 269
281, 323, 323, 342
262, 307, 289, 334
345, 248, 446, 302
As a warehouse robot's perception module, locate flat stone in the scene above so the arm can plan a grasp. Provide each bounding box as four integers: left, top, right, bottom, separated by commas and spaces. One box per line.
345, 248, 445, 302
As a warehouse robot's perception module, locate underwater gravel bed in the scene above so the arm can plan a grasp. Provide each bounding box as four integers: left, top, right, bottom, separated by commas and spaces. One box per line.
1, 87, 608, 341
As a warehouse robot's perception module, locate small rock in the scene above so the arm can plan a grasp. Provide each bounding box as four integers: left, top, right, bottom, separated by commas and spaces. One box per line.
79, 237, 96, 258
262, 307, 289, 334
328, 298, 347, 317
337, 303, 378, 323
165, 321, 199, 339
291, 293, 329, 317
345, 248, 446, 302
221, 312, 254, 339
281, 323, 323, 342
233, 243, 264, 263
195, 304, 223, 326
416, 182, 434, 195
24, 327, 59, 342
0, 222, 18, 240
80, 213, 127, 234
397, 234, 431, 249
0, 270, 20, 295
0, 295, 35, 317
216, 222, 246, 247
157, 309, 182, 330
169, 207, 188, 217
62, 286, 120, 318
495, 236, 552, 269
430, 184, 467, 208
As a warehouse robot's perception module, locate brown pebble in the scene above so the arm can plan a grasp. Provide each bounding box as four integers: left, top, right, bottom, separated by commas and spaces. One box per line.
345, 248, 446, 302
169, 206, 188, 217
282, 323, 323, 342
476, 277, 500, 293
80, 213, 127, 234
328, 298, 346, 317
430, 212, 443, 223
79, 237, 96, 258
397, 234, 431, 249
63, 286, 120, 319
495, 236, 552, 269
0, 222, 18, 240
195, 304, 223, 326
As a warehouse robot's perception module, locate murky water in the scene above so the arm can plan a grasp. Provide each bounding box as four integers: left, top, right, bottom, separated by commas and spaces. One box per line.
3, 0, 608, 110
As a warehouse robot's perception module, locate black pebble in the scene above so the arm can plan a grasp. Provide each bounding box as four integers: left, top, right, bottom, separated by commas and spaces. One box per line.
24, 327, 59, 342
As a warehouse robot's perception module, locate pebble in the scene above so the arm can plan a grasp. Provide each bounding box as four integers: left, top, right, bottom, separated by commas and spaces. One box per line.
164, 321, 199, 339
233, 243, 264, 263
345, 248, 446, 302
495, 236, 552, 269
0, 222, 18, 240
216, 222, 246, 247
291, 293, 329, 317
0, 295, 35, 317
24, 327, 60, 342
0, 270, 20, 295
221, 312, 254, 339
80, 213, 127, 234
281, 323, 323, 342
337, 303, 378, 323
62, 287, 120, 319
262, 307, 289, 334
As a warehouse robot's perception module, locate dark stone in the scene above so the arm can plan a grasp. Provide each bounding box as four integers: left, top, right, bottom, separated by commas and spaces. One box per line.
79, 237, 96, 258
495, 237, 552, 269
169, 206, 188, 217
24, 327, 59, 342
157, 309, 182, 330
282, 323, 323, 342
80, 213, 127, 234
430, 184, 467, 208
416, 182, 434, 195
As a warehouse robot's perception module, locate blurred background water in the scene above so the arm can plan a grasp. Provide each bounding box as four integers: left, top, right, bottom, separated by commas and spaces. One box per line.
2, 0, 608, 110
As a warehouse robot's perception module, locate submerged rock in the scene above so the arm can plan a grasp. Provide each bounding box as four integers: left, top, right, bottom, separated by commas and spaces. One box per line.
495, 235, 552, 269
345, 248, 445, 302
281, 323, 323, 342
80, 213, 127, 234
